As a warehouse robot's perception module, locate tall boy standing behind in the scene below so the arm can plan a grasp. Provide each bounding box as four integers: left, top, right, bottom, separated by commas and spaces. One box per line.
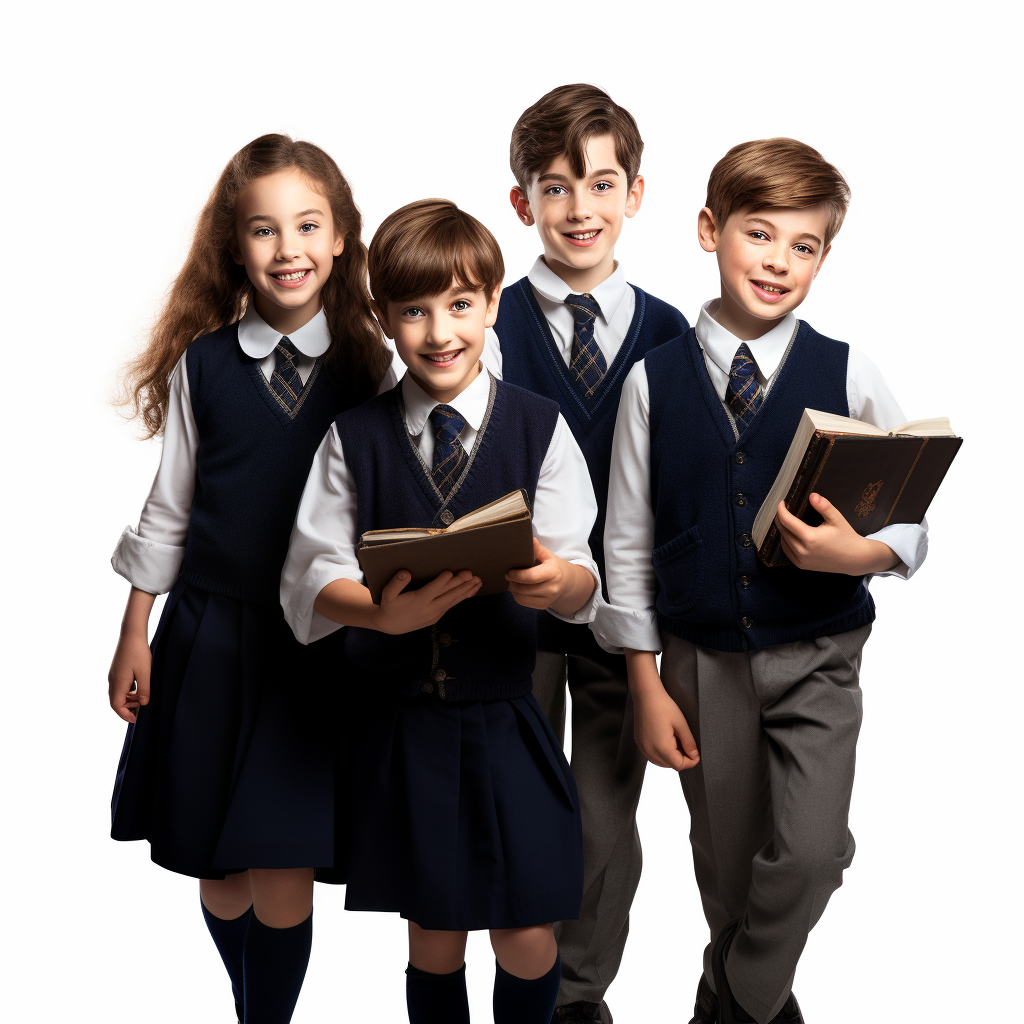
493, 84, 689, 1024
600, 139, 928, 1024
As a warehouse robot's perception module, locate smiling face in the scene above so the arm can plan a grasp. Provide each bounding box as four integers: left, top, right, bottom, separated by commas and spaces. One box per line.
379, 281, 501, 404
698, 204, 832, 340
510, 133, 643, 294
233, 167, 344, 334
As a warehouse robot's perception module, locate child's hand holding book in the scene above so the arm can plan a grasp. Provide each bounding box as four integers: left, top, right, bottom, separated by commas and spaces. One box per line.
505, 538, 597, 616
775, 493, 901, 575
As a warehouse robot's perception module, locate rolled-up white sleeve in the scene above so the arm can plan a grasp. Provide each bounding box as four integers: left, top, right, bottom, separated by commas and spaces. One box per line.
595, 362, 661, 653
280, 423, 365, 644
111, 354, 195, 594
532, 414, 601, 624
847, 347, 929, 580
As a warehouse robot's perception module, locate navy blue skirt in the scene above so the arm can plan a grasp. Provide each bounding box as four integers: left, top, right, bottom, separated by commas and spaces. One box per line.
110, 580, 343, 879
344, 688, 583, 931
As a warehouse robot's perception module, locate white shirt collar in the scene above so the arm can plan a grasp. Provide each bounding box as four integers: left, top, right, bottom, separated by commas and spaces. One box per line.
401, 364, 491, 437
236, 304, 331, 360
695, 300, 797, 380
527, 256, 628, 325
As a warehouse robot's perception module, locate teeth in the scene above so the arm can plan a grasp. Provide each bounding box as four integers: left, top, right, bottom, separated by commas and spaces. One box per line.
568, 230, 599, 240
275, 270, 308, 281
425, 352, 460, 363
758, 282, 782, 293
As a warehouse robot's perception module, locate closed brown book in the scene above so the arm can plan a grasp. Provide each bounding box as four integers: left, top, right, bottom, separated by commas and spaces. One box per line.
753, 409, 963, 567
356, 490, 536, 604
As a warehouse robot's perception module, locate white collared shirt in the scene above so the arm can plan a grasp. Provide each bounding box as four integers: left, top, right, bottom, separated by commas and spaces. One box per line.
111, 305, 399, 595
596, 300, 930, 654
279, 368, 602, 645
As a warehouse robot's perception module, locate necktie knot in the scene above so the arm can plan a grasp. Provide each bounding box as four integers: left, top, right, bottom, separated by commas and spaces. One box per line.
565, 292, 602, 324
429, 404, 465, 446
564, 292, 607, 398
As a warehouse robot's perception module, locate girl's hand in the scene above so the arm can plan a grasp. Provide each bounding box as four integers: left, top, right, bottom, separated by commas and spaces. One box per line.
109, 587, 157, 723
373, 569, 482, 634
776, 494, 899, 575
506, 539, 596, 616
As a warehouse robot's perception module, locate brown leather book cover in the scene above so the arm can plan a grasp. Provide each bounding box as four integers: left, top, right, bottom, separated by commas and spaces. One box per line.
759, 433, 962, 567
356, 496, 537, 604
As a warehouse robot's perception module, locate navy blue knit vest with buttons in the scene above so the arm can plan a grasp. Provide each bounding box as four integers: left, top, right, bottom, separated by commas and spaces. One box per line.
338, 376, 560, 701
180, 324, 356, 604
647, 322, 875, 653
494, 278, 688, 652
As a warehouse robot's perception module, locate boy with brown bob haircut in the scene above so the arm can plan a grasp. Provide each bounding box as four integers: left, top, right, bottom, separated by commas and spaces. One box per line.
493, 84, 690, 1024
600, 139, 928, 1023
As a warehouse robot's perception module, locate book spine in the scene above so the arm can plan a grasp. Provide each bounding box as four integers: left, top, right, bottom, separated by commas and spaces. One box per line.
759, 432, 829, 567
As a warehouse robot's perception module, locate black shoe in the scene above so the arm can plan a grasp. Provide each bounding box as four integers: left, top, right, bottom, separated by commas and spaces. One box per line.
710, 920, 756, 1023
551, 1001, 607, 1024
688, 972, 718, 1024
770, 991, 804, 1024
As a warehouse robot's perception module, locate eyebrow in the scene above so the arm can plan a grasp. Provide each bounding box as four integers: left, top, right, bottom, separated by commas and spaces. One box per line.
747, 217, 822, 246
245, 208, 325, 225
537, 168, 621, 184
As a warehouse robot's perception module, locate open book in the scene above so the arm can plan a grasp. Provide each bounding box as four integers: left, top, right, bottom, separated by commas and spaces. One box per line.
357, 490, 536, 603
753, 409, 962, 567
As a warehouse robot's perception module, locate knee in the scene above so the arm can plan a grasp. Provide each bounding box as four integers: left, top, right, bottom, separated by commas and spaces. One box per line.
490, 925, 557, 979
200, 875, 252, 919
787, 831, 856, 888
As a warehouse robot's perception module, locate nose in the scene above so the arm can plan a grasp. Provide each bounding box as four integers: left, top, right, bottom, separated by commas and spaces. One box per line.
763, 243, 789, 274
276, 231, 302, 262
568, 187, 592, 223
426, 312, 456, 347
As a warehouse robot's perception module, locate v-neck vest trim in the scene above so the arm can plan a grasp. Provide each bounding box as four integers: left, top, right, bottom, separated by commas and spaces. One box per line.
247, 353, 324, 424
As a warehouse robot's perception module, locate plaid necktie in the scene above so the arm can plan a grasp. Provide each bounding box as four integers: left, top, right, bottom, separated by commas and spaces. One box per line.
270, 337, 303, 411
726, 343, 764, 432
428, 404, 468, 498
565, 292, 607, 399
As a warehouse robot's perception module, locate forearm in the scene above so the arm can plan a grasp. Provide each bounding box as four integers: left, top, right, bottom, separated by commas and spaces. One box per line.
624, 648, 665, 699
313, 578, 382, 630
121, 587, 157, 639
853, 539, 900, 574
549, 560, 597, 617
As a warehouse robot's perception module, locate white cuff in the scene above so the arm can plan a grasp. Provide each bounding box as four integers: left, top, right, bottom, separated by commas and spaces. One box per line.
866, 522, 928, 581
111, 526, 185, 595
591, 599, 662, 654
545, 560, 602, 625
281, 564, 363, 645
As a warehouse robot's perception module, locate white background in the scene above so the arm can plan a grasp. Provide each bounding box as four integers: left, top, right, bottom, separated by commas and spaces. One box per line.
1, 2, 1020, 1022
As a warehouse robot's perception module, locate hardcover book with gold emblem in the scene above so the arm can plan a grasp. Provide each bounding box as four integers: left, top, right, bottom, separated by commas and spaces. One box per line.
753, 409, 962, 568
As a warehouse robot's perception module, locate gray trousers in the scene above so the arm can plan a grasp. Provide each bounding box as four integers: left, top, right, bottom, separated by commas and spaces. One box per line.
532, 648, 648, 1015
661, 625, 869, 1024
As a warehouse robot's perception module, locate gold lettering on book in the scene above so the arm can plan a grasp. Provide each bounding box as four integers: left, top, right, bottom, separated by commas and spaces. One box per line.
855, 480, 884, 517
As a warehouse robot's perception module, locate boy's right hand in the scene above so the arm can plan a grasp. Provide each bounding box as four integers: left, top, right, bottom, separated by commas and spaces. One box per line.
625, 648, 700, 771
108, 628, 152, 724
373, 569, 482, 635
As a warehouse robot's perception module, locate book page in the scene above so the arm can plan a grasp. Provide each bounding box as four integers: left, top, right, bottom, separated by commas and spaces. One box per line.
446, 490, 529, 533
889, 417, 954, 437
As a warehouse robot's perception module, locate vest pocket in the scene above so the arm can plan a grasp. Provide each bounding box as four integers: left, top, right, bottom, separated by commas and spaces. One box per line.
652, 526, 704, 615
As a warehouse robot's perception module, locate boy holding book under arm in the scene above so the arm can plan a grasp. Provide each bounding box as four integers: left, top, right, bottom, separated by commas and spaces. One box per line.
598, 139, 928, 1024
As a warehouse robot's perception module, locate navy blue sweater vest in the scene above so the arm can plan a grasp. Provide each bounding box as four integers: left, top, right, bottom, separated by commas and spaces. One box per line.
494, 278, 688, 654
180, 324, 357, 604
338, 377, 560, 701
647, 322, 875, 653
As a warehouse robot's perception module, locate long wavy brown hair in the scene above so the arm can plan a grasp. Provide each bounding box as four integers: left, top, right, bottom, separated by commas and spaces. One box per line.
122, 134, 390, 437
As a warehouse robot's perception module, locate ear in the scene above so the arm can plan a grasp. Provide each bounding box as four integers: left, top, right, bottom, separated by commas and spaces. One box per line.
333, 231, 345, 259
624, 174, 645, 219
697, 207, 719, 253
510, 185, 535, 227
230, 235, 245, 266
374, 303, 394, 340
812, 243, 832, 279
483, 284, 502, 328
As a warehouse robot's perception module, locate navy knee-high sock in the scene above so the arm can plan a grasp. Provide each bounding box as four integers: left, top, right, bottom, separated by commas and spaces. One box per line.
201, 900, 252, 1020
405, 962, 470, 1024
242, 912, 313, 1024
493, 954, 561, 1024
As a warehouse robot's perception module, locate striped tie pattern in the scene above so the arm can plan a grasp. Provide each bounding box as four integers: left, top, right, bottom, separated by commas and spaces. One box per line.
726, 343, 764, 432
429, 404, 468, 498
565, 292, 607, 399
270, 337, 304, 412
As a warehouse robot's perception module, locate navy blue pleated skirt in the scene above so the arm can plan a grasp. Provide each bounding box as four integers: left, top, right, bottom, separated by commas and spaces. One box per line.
110, 580, 343, 879
344, 688, 584, 931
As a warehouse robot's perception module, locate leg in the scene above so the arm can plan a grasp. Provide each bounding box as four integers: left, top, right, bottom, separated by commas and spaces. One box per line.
491, 925, 561, 1024
242, 868, 315, 1024
406, 923, 470, 1024
200, 873, 253, 1021
725, 628, 869, 1023
556, 651, 648, 1016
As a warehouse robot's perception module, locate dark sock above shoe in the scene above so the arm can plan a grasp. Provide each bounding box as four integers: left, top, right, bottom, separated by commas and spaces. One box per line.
201, 899, 252, 1014
493, 954, 561, 1024
242, 911, 313, 1024
405, 962, 470, 1024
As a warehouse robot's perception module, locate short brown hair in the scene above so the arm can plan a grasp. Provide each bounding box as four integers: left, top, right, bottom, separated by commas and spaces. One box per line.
706, 138, 851, 246
368, 199, 504, 311
510, 83, 643, 193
